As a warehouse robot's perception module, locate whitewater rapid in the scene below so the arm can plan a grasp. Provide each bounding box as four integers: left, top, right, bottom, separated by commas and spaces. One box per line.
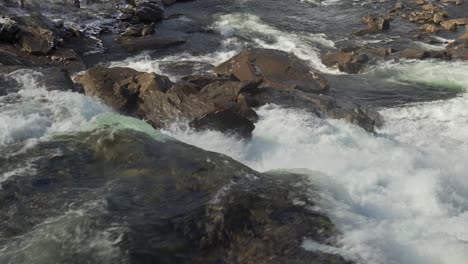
164, 60, 468, 264
109, 13, 339, 77
2, 7, 468, 263
0, 69, 110, 147
0, 69, 111, 185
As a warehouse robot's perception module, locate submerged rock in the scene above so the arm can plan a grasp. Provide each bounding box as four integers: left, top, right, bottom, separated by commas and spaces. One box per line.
117, 35, 186, 52
0, 124, 350, 264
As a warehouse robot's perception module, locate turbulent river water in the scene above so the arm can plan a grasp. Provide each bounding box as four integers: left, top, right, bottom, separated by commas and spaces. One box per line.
1, 0, 468, 263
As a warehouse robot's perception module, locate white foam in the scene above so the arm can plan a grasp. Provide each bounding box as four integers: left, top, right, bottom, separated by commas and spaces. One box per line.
164, 60, 468, 264
0, 199, 128, 264
109, 13, 339, 78
301, 0, 344, 6
0, 69, 111, 146
212, 13, 338, 73
108, 39, 240, 80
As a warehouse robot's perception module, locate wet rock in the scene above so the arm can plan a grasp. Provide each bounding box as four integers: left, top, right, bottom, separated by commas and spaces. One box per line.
75, 66, 173, 112
447, 45, 468, 60
0, 127, 349, 264
134, 1, 164, 23
321, 47, 393, 74
215, 48, 330, 94
249, 87, 381, 133
440, 18, 468, 31
6, 15, 65, 55
117, 35, 185, 52
395, 3, 405, 9
76, 67, 258, 137
322, 51, 368, 74
138, 80, 259, 137
181, 74, 234, 87
0, 50, 27, 65
331, 106, 382, 133
18, 26, 56, 55
433, 12, 444, 24
421, 23, 439, 33
49, 48, 80, 62
0, 66, 76, 91
0, 17, 20, 43
121, 23, 155, 37
398, 48, 430, 59
190, 108, 256, 138
362, 15, 391, 30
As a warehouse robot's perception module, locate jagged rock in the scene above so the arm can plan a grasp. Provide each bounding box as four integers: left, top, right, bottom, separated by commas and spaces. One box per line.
4, 15, 65, 55
76, 67, 258, 137
214, 48, 330, 94
321, 47, 393, 74
138, 80, 258, 137
190, 108, 256, 138
75, 66, 173, 112
362, 15, 391, 30
322, 52, 368, 74
248, 86, 381, 133
421, 23, 439, 33
440, 18, 468, 31
18, 26, 56, 55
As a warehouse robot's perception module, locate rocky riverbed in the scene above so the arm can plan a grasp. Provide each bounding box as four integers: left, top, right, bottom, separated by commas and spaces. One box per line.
1, 0, 468, 263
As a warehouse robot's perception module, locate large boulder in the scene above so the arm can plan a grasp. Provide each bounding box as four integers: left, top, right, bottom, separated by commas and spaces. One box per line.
0, 123, 349, 264
214, 48, 330, 94
76, 67, 257, 137
18, 26, 56, 55
75, 66, 173, 112
138, 80, 258, 137
134, 1, 164, 23
13, 15, 62, 55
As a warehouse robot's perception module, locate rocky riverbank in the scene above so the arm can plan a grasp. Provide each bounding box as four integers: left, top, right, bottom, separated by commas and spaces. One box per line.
1, 0, 468, 263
